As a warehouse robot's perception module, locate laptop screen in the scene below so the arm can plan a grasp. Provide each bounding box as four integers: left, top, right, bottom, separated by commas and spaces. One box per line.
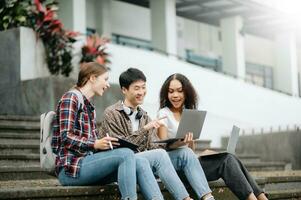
176, 109, 207, 140
226, 125, 240, 154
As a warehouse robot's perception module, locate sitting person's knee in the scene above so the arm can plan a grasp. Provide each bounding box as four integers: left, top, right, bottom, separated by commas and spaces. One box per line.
117, 148, 135, 158
135, 157, 150, 171
178, 147, 196, 158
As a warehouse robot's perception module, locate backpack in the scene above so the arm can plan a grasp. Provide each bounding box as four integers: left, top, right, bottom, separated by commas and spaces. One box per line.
40, 89, 84, 175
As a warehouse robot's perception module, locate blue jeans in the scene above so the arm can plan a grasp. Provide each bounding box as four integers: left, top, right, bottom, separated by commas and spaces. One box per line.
168, 147, 212, 199
136, 149, 189, 200
135, 156, 164, 200
58, 148, 137, 200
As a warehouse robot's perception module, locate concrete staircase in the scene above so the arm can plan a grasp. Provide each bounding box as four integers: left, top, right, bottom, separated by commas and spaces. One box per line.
0, 116, 300, 200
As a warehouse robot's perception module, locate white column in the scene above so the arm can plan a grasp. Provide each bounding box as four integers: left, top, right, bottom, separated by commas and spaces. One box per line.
57, 0, 87, 79
150, 0, 177, 56
57, 0, 86, 34
220, 16, 245, 79
95, 0, 112, 37
274, 31, 299, 96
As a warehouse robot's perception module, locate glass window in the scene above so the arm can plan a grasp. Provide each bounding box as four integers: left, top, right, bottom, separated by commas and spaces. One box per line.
246, 62, 273, 89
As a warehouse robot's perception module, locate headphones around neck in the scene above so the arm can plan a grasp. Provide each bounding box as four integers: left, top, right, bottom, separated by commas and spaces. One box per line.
123, 105, 143, 120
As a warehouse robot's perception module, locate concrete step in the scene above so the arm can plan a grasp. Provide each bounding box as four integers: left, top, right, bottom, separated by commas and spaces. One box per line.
0, 165, 54, 181
0, 160, 40, 167
0, 132, 39, 139
2, 172, 300, 199
238, 154, 261, 163
0, 139, 39, 154
267, 189, 301, 200
0, 181, 124, 200
0, 115, 40, 121
0, 148, 39, 154
252, 171, 301, 191
0, 116, 40, 133
0, 122, 40, 132
0, 153, 39, 160
265, 176, 301, 191
0, 178, 264, 200
244, 161, 286, 171
0, 138, 39, 147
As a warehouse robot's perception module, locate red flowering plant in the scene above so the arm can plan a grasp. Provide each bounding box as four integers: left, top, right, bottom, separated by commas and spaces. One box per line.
80, 34, 110, 66
0, 0, 77, 76
31, 0, 78, 76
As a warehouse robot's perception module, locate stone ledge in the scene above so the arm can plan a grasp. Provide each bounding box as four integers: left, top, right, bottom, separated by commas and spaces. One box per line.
0, 115, 40, 121
1, 176, 300, 200
0, 132, 39, 139
0, 143, 39, 149
0, 153, 39, 160
0, 123, 40, 131
268, 189, 301, 199
0, 179, 236, 200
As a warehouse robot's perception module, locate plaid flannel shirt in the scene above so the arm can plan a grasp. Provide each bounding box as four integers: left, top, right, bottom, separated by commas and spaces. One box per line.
99, 101, 165, 152
52, 90, 99, 178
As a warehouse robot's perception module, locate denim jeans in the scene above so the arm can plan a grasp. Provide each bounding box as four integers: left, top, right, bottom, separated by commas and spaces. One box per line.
58, 148, 137, 200
168, 147, 212, 199
136, 149, 190, 200
135, 156, 165, 200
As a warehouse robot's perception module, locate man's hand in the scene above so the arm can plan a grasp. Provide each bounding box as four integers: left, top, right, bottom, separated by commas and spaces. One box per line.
143, 116, 167, 131
168, 132, 193, 149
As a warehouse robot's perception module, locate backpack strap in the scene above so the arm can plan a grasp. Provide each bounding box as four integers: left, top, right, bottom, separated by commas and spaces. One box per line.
70, 89, 84, 111
69, 89, 92, 134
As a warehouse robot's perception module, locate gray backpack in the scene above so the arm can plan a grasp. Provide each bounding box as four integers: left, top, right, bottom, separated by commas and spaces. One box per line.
40, 89, 84, 175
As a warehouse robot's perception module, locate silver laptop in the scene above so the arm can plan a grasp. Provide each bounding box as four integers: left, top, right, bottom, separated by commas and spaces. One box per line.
153, 109, 207, 144
226, 125, 240, 154
201, 125, 240, 156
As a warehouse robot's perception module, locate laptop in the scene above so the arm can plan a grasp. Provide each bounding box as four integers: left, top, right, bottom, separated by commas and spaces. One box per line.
153, 109, 207, 144
200, 125, 240, 157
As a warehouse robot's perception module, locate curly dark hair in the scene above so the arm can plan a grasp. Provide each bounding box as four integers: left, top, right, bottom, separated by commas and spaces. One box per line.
159, 73, 198, 110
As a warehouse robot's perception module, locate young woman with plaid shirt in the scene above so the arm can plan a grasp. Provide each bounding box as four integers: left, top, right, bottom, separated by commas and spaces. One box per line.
51, 62, 165, 200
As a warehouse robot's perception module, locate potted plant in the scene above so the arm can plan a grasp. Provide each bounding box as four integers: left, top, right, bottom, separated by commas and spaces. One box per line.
0, 0, 77, 77
80, 34, 110, 66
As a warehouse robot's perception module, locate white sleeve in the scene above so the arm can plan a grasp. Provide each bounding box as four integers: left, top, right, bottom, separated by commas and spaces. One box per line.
157, 109, 168, 127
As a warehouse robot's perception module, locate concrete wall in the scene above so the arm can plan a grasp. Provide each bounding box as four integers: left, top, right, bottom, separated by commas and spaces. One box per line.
0, 27, 20, 88
0, 27, 50, 82
20, 28, 49, 80
244, 34, 275, 67
0, 75, 122, 121
222, 131, 301, 169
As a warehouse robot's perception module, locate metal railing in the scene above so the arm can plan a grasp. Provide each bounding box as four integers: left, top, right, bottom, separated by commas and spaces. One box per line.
241, 124, 301, 135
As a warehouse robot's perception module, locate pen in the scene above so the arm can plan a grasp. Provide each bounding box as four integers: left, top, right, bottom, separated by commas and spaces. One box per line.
106, 133, 113, 150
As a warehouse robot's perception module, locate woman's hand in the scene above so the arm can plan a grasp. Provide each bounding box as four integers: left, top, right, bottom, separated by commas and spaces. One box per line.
93, 136, 120, 150
168, 132, 193, 149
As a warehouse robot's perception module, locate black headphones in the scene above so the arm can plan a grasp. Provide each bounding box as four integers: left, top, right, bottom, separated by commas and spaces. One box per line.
123, 104, 143, 120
